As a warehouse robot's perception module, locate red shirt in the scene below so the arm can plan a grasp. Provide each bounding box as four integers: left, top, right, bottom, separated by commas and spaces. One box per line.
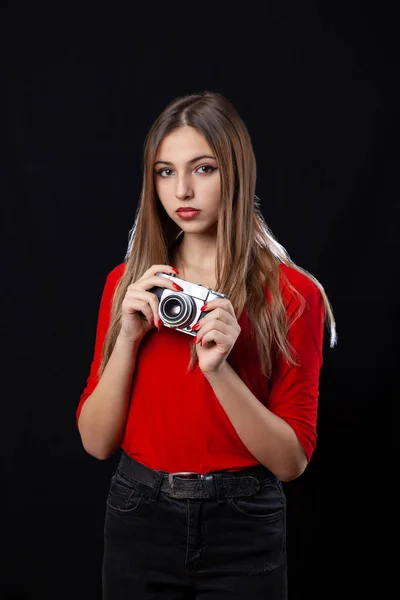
76, 262, 325, 473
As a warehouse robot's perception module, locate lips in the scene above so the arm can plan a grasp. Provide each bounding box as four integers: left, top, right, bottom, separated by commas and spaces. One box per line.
176, 208, 200, 213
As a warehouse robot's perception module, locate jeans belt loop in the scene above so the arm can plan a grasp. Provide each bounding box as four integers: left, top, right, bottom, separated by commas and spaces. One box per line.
200, 473, 217, 500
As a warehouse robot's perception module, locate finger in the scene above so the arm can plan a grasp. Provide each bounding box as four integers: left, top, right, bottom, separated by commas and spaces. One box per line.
125, 289, 161, 325
197, 310, 235, 329
122, 297, 155, 325
200, 329, 230, 348
130, 275, 184, 294
203, 299, 236, 318
138, 265, 179, 282
195, 320, 231, 342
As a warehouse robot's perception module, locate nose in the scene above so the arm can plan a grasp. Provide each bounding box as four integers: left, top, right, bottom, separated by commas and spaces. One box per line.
175, 173, 193, 200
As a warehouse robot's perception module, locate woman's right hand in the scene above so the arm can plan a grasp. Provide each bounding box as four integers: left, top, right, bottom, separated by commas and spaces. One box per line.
119, 265, 182, 344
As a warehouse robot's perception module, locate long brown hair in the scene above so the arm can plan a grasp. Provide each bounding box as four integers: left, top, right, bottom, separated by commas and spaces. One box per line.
99, 91, 336, 378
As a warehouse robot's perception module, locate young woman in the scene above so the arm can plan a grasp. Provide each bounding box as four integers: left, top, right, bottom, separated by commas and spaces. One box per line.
76, 90, 336, 599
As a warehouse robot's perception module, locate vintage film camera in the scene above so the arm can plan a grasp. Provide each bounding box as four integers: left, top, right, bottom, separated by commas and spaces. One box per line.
149, 272, 226, 336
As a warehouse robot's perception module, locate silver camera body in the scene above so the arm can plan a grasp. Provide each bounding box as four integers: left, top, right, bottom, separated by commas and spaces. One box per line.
149, 272, 226, 336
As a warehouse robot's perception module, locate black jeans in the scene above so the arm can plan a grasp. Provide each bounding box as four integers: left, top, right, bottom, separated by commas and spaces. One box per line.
102, 451, 287, 599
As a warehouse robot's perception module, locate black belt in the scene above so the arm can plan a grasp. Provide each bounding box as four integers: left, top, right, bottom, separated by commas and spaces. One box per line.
118, 451, 275, 500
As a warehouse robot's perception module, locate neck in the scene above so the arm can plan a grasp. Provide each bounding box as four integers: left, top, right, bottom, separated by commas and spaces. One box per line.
175, 232, 217, 271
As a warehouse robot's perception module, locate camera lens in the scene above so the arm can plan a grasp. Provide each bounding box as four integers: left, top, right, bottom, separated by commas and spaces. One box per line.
159, 294, 195, 328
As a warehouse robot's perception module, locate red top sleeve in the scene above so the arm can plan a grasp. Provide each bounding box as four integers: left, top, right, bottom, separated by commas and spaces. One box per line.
76, 263, 125, 425
267, 266, 325, 462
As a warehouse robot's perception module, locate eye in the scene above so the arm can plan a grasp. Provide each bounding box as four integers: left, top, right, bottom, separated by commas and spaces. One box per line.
196, 165, 216, 174
158, 168, 175, 177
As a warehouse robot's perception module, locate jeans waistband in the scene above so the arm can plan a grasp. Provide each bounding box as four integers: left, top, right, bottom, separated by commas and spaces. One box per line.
117, 451, 276, 500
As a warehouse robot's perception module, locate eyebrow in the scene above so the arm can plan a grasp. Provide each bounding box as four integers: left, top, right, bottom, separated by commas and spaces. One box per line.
154, 155, 217, 167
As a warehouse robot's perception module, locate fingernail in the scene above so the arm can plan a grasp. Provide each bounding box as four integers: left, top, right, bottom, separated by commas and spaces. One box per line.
171, 267, 179, 274
192, 336, 197, 344
173, 283, 183, 291
157, 319, 163, 330
191, 323, 200, 331
200, 304, 208, 311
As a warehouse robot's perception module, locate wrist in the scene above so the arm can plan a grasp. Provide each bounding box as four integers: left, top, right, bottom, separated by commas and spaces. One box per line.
202, 361, 230, 382
116, 331, 142, 349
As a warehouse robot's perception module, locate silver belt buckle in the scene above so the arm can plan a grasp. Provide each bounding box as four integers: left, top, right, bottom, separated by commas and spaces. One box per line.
168, 471, 199, 495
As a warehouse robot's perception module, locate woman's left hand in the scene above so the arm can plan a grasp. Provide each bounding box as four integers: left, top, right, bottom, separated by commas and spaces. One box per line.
192, 298, 241, 376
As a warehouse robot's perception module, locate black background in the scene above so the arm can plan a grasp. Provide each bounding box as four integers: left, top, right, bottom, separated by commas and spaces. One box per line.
3, 2, 396, 598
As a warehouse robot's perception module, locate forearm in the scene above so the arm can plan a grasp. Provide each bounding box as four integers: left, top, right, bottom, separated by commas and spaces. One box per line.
204, 363, 308, 481
78, 334, 140, 460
